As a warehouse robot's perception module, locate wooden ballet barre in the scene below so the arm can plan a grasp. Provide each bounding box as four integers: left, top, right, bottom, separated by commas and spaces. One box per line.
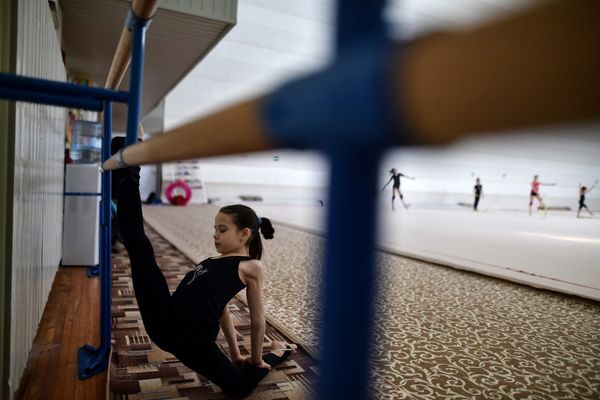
105, 0, 159, 89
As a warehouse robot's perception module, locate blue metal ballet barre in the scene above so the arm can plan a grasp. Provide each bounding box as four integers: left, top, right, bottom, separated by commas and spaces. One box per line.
79, 0, 157, 380
0, 0, 158, 379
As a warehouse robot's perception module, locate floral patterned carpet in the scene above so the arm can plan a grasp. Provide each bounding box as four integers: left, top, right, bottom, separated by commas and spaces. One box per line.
109, 225, 318, 399
140, 204, 600, 399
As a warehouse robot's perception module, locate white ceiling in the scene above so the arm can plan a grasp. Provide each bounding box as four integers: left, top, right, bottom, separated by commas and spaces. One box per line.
163, 0, 537, 129
161, 0, 599, 173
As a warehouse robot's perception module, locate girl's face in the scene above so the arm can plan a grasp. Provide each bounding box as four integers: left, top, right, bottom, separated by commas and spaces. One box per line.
213, 212, 250, 255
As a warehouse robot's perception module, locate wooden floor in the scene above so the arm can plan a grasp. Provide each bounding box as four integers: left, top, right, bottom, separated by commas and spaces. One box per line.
15, 266, 106, 400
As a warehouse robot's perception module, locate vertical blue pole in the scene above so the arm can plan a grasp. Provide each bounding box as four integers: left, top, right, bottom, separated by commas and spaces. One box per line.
78, 10, 149, 378
319, 150, 381, 399
335, 0, 386, 50
126, 16, 147, 145
100, 101, 113, 362
319, 1, 386, 399
77, 101, 112, 379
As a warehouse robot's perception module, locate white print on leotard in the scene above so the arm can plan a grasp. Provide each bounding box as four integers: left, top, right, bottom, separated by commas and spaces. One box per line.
186, 263, 208, 285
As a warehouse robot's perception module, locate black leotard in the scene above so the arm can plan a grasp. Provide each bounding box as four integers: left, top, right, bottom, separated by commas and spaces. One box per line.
391, 173, 405, 189
473, 184, 482, 210
171, 256, 249, 341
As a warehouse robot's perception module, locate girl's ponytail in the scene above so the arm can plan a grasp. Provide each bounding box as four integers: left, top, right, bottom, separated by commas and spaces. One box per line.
258, 217, 274, 240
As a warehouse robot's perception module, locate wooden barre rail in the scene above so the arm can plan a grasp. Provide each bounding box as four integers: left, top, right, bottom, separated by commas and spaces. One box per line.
104, 0, 159, 89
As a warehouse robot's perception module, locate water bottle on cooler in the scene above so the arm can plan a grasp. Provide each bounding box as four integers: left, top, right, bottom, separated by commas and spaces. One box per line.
70, 120, 102, 164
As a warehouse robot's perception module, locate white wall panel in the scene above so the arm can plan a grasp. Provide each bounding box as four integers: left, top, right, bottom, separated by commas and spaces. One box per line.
9, 0, 66, 395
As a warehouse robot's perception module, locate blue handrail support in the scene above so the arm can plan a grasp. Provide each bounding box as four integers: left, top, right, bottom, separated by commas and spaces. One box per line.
78, 6, 155, 379
0, 0, 158, 380
77, 101, 113, 379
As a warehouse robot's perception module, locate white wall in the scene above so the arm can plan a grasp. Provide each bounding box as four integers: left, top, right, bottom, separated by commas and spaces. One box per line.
200, 159, 327, 205
160, 151, 328, 205
10, 0, 66, 395
170, 127, 600, 212
139, 165, 158, 202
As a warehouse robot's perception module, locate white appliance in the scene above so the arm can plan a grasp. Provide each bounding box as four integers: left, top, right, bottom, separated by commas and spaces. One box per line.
62, 164, 101, 266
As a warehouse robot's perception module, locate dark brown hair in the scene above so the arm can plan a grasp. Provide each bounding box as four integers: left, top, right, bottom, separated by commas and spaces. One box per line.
219, 204, 274, 259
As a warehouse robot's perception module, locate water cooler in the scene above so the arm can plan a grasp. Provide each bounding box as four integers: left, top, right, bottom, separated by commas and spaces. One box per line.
62, 118, 102, 266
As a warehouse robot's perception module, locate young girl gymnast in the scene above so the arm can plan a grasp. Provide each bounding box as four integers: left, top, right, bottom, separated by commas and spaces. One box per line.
382, 168, 415, 210
529, 174, 556, 216
577, 181, 596, 218
112, 137, 295, 398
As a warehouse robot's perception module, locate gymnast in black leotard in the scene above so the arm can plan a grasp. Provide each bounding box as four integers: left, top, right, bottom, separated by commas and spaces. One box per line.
577, 181, 596, 218
473, 178, 483, 211
382, 168, 415, 210
112, 137, 294, 399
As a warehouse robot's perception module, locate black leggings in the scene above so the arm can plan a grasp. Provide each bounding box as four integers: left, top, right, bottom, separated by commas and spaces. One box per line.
116, 171, 285, 399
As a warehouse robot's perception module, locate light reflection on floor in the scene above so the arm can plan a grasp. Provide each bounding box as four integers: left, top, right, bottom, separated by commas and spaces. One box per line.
247, 203, 600, 300
515, 231, 600, 244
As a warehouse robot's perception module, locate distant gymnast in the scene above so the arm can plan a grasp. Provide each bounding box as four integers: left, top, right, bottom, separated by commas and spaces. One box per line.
577, 181, 596, 218
382, 168, 415, 211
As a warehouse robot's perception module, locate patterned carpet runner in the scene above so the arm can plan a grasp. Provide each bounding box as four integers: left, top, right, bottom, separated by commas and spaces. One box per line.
140, 204, 600, 399
109, 225, 318, 399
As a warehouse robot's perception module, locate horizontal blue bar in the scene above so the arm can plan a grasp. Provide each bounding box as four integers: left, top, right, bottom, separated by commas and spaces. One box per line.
0, 87, 103, 111
64, 192, 102, 197
0, 73, 130, 103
